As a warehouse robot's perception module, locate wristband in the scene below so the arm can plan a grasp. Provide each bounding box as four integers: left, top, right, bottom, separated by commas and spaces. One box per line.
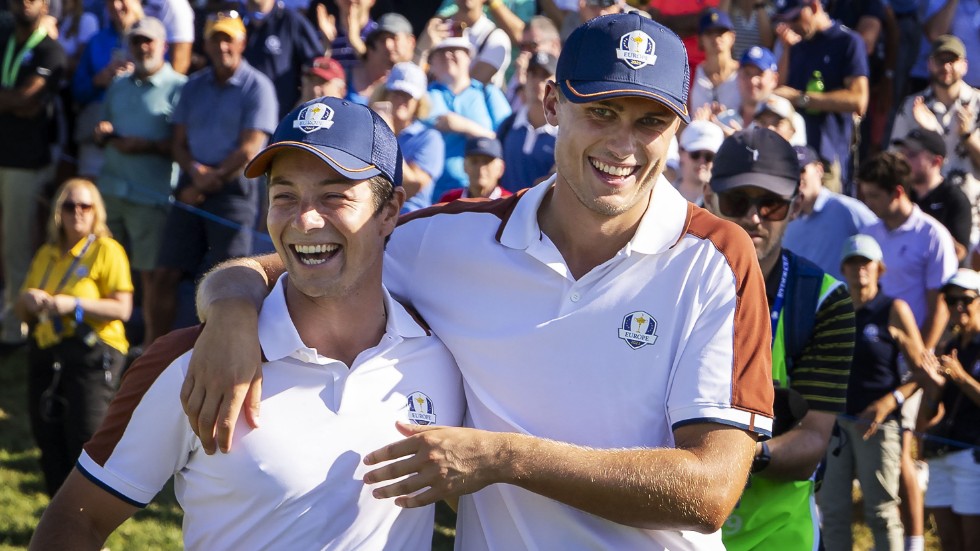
891, 389, 905, 407
74, 298, 83, 325
751, 441, 771, 473
962, 130, 974, 142
488, 0, 503, 9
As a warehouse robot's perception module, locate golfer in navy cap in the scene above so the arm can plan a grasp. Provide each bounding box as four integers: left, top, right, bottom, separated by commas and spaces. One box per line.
184, 14, 775, 550
30, 97, 466, 550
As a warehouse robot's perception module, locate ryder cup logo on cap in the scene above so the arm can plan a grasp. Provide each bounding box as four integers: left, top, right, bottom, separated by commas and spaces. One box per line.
293, 102, 335, 133
557, 12, 690, 122
616, 31, 657, 69
244, 96, 402, 185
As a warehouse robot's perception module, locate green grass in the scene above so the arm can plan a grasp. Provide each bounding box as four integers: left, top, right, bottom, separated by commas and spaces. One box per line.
0, 345, 940, 550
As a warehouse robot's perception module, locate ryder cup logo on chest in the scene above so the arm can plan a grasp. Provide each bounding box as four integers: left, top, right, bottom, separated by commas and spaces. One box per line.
619, 311, 659, 350
616, 31, 657, 69
407, 392, 436, 425
293, 102, 335, 134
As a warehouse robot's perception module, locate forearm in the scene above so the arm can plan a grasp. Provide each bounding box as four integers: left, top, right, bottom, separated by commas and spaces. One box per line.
29, 510, 107, 551
924, 0, 957, 41
77, 295, 132, 323
536, 0, 566, 26
401, 161, 432, 199
952, 373, 980, 406
195, 253, 281, 322
486, 0, 524, 45
922, 300, 949, 350
760, 414, 834, 480
169, 42, 192, 74
962, 131, 980, 170
500, 430, 753, 532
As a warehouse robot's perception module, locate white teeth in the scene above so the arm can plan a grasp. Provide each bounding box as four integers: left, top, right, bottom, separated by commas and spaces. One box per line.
299, 257, 327, 265
591, 159, 636, 177
294, 244, 339, 254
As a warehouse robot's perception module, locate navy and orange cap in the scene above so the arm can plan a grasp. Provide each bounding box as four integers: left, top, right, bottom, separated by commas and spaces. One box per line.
244, 97, 402, 186
556, 12, 690, 123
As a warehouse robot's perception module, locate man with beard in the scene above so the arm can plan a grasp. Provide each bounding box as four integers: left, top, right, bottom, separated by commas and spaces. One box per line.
0, 0, 66, 347
890, 35, 980, 248
93, 16, 186, 350
703, 128, 855, 551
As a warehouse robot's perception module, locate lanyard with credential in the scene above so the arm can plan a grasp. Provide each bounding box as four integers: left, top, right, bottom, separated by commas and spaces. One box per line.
770, 253, 789, 350
1, 27, 47, 89
39, 235, 96, 333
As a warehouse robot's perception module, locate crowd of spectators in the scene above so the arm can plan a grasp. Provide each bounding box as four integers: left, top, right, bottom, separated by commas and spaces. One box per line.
3, 0, 980, 548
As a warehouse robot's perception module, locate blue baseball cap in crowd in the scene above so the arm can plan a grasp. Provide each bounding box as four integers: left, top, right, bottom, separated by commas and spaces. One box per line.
699, 9, 734, 34
556, 12, 690, 122
773, 0, 820, 21
794, 145, 821, 169
465, 137, 503, 159
245, 97, 402, 185
740, 46, 777, 72
710, 127, 800, 197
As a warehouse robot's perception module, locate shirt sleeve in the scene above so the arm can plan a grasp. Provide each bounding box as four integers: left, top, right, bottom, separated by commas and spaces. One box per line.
947, 185, 973, 250
293, 14, 325, 68
925, 225, 960, 290
92, 238, 134, 297
77, 353, 197, 506
844, 30, 870, 79
409, 128, 445, 181
789, 283, 855, 413
486, 85, 513, 131
474, 27, 510, 74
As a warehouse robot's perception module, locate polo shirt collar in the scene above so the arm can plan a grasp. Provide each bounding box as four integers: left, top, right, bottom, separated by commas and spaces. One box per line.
139, 63, 174, 87
498, 173, 688, 255
513, 106, 558, 136
894, 204, 925, 232
258, 275, 428, 364
812, 187, 831, 213
208, 60, 250, 86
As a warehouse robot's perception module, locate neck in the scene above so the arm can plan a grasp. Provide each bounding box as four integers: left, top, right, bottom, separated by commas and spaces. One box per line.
284, 277, 387, 367
801, 192, 819, 215
850, 284, 878, 310
760, 247, 782, 282
15, 20, 43, 42
676, 177, 703, 203
812, 14, 833, 35
538, 177, 648, 280
391, 116, 410, 134
883, 200, 914, 230
214, 63, 238, 84
914, 172, 944, 195
457, 9, 481, 26
703, 53, 734, 74
442, 75, 471, 94
363, 57, 391, 81
739, 101, 758, 126
933, 80, 962, 106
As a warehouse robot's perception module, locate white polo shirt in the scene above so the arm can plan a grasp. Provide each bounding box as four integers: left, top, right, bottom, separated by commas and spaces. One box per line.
79, 276, 465, 550
387, 175, 774, 550
863, 205, 959, 326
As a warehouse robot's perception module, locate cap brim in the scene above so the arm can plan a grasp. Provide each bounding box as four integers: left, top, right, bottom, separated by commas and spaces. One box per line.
773, 8, 803, 22
244, 142, 382, 180
559, 79, 690, 123
709, 171, 798, 197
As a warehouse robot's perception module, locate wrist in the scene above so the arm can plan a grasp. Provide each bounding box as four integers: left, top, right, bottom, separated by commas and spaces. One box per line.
751, 441, 771, 473
891, 389, 905, 408
488, 0, 504, 9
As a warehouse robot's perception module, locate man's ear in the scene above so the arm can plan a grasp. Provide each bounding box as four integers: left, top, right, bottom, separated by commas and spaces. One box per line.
382, 187, 406, 237
543, 81, 560, 127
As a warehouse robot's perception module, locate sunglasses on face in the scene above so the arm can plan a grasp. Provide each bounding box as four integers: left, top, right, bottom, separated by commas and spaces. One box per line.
717, 191, 793, 221
944, 294, 979, 308
688, 150, 715, 162
62, 201, 94, 213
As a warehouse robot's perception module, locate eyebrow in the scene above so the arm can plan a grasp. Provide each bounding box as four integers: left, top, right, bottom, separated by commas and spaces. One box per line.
269, 176, 353, 187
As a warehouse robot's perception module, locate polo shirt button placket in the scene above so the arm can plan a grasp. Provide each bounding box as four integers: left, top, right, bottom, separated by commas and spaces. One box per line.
570, 292, 581, 303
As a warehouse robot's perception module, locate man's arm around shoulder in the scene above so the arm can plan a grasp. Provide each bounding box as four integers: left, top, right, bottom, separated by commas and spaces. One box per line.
29, 468, 138, 550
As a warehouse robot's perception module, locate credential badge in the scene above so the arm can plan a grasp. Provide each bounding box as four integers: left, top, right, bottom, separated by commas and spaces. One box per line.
616, 31, 657, 69
293, 102, 335, 134
407, 392, 436, 425
619, 311, 659, 350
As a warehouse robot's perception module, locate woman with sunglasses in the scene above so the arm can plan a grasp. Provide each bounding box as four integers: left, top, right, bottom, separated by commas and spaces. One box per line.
819, 234, 935, 551
918, 269, 980, 550
15, 178, 133, 497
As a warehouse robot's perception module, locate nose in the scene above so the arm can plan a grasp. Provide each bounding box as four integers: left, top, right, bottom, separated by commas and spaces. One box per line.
605, 126, 637, 159
295, 203, 326, 232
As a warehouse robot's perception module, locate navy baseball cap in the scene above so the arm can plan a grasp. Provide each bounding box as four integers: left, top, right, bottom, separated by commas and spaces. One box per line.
710, 127, 800, 197
893, 128, 947, 158
740, 46, 777, 72
465, 137, 503, 159
699, 9, 734, 34
556, 12, 690, 122
244, 97, 402, 185
773, 0, 820, 21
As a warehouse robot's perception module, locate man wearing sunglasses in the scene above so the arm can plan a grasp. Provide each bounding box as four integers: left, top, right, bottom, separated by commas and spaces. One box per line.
703, 128, 855, 551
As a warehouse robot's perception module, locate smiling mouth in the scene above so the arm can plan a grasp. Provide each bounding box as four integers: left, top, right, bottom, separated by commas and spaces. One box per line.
590, 158, 641, 178
291, 243, 340, 266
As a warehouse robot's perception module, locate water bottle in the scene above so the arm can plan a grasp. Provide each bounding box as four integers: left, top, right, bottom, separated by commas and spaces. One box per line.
804, 71, 824, 115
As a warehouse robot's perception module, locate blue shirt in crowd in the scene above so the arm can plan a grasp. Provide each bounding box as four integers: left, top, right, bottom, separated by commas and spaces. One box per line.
399, 121, 445, 213
499, 107, 557, 192
783, 188, 878, 280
